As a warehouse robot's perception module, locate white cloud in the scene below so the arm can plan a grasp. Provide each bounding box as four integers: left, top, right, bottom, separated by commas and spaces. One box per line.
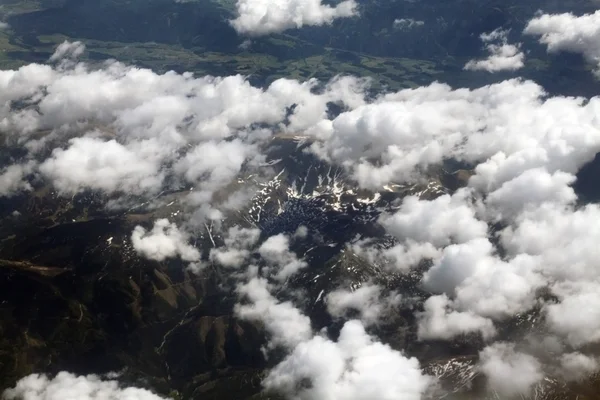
558, 352, 599, 382
393, 18, 424, 30
49, 41, 86, 62
131, 219, 201, 262
417, 294, 496, 340
264, 320, 432, 400
0, 58, 370, 223
478, 343, 543, 397
236, 277, 313, 349
0, 61, 361, 141
39, 137, 165, 195
225, 226, 262, 248
239, 39, 253, 50
464, 43, 524, 72
3, 372, 169, 400
326, 283, 401, 326
294, 225, 308, 239
501, 204, 600, 283
545, 283, 600, 348
230, 0, 358, 36
350, 239, 440, 273
209, 226, 261, 268
380, 189, 487, 248
210, 247, 251, 268
423, 238, 542, 320
29, 71, 282, 139
483, 167, 576, 221
311, 79, 600, 189
0, 64, 56, 133
379, 242, 440, 273
0, 161, 35, 197
525, 11, 600, 75
465, 29, 524, 72
175, 139, 261, 196
0, 59, 372, 219
488, 202, 600, 348
233, 259, 433, 400
479, 29, 510, 43
258, 234, 307, 281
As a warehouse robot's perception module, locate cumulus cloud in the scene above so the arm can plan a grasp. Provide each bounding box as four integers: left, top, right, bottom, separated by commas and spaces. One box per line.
210, 247, 251, 268
39, 137, 165, 195
423, 238, 542, 320
544, 283, 600, 348
380, 189, 487, 248
379, 242, 440, 273
326, 283, 401, 326
310, 79, 600, 190
175, 139, 264, 210
176, 140, 258, 187
478, 343, 543, 397
525, 11, 600, 75
0, 53, 370, 222
236, 277, 313, 349
558, 352, 599, 382
483, 168, 576, 221
264, 320, 432, 400
417, 294, 496, 340
258, 234, 307, 281
0, 161, 35, 197
501, 204, 600, 287
464, 29, 525, 72
351, 238, 440, 273
230, 0, 358, 36
2, 372, 168, 400
301, 72, 600, 356
131, 219, 201, 262
235, 269, 431, 399
209, 226, 261, 268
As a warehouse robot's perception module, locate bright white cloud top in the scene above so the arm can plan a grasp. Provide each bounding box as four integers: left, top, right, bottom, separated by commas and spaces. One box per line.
3, 372, 169, 400
464, 29, 525, 72
525, 10, 600, 76
230, 0, 358, 36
